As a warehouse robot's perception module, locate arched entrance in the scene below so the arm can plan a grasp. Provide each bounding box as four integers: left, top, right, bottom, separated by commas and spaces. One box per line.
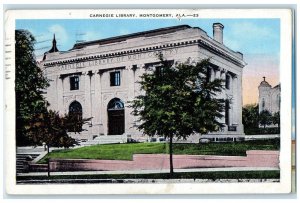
107, 98, 125, 135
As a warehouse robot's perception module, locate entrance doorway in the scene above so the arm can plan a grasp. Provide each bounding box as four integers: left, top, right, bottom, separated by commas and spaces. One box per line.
107, 98, 125, 135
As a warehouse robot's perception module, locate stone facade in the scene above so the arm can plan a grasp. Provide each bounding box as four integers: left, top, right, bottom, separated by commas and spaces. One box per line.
258, 77, 281, 114
40, 23, 246, 142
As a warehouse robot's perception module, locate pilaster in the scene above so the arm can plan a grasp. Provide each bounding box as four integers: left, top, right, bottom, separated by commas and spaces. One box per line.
220, 69, 226, 127
57, 75, 64, 114
237, 74, 244, 134
232, 75, 238, 125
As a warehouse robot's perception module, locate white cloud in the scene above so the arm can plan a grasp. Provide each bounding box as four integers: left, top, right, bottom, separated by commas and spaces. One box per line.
32, 24, 68, 58
47, 24, 68, 44
84, 31, 101, 41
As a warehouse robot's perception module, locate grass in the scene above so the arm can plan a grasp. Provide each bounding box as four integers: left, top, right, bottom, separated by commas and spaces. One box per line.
38, 139, 279, 164
17, 170, 280, 180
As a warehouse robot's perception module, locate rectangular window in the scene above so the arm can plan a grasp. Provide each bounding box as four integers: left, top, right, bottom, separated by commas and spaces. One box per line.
225, 74, 230, 89
110, 71, 121, 86
207, 68, 211, 82
225, 100, 230, 125
132, 65, 138, 71
70, 76, 79, 90
155, 66, 164, 77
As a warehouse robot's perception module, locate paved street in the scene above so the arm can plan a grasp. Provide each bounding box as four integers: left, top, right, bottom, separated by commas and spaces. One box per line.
16, 167, 280, 184
17, 166, 279, 176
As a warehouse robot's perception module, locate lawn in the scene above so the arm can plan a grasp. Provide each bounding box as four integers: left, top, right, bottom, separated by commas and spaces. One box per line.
38, 139, 279, 164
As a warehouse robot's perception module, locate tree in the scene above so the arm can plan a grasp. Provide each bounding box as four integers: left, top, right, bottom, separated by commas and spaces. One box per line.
259, 110, 272, 128
15, 29, 49, 146
130, 54, 225, 177
28, 110, 76, 151
272, 111, 280, 129
63, 113, 92, 136
16, 29, 90, 148
242, 104, 259, 130
28, 110, 91, 151
28, 110, 91, 177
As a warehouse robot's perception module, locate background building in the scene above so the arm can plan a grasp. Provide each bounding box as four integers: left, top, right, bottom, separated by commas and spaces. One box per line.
40, 23, 246, 143
258, 77, 281, 114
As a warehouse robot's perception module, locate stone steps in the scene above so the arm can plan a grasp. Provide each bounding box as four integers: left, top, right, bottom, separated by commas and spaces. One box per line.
16, 153, 40, 173
81, 135, 127, 146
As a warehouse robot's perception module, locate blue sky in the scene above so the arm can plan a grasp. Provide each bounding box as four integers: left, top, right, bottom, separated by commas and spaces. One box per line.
16, 18, 280, 105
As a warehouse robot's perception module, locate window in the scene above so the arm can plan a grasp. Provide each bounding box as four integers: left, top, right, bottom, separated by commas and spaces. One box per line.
68, 101, 82, 132
132, 65, 138, 71
70, 76, 79, 90
225, 100, 230, 125
225, 74, 230, 89
262, 98, 265, 110
107, 98, 124, 110
207, 68, 211, 82
155, 66, 164, 77
110, 71, 121, 86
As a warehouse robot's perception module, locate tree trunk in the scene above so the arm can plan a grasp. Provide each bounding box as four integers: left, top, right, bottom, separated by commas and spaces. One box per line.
169, 135, 174, 178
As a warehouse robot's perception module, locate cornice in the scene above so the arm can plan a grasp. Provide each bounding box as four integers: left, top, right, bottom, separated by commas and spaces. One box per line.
43, 39, 246, 68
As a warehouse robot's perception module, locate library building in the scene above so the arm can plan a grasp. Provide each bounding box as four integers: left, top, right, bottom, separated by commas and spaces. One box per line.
40, 23, 246, 144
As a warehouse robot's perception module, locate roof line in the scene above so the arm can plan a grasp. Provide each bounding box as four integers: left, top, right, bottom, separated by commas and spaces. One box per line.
71, 25, 191, 50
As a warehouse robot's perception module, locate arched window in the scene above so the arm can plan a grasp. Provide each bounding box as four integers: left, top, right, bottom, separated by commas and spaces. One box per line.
262, 98, 265, 110
107, 98, 124, 110
68, 101, 83, 132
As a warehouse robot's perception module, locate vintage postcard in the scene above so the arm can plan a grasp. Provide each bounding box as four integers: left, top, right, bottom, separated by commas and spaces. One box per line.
4, 9, 293, 194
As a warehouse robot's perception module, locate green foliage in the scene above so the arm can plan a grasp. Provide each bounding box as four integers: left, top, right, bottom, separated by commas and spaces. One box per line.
130, 54, 225, 176
259, 110, 273, 128
63, 113, 92, 134
130, 55, 225, 139
242, 104, 259, 130
15, 29, 90, 147
28, 110, 79, 148
243, 105, 280, 134
15, 29, 49, 146
28, 109, 92, 148
272, 111, 280, 128
38, 139, 280, 164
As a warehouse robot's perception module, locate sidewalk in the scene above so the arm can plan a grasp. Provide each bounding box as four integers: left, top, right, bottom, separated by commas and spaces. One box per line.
17, 166, 279, 177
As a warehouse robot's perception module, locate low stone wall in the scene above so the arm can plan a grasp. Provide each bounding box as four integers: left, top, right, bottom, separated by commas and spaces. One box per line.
46, 150, 279, 172
29, 163, 48, 172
